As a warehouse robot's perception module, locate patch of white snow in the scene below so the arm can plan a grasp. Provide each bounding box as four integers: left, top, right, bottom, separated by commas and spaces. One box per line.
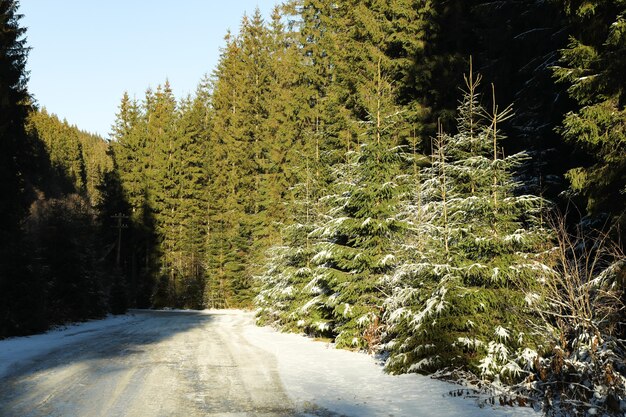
244, 315, 538, 417
0, 314, 144, 378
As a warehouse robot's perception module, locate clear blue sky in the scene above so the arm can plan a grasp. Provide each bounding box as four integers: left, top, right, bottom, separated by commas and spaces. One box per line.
20, 1, 281, 138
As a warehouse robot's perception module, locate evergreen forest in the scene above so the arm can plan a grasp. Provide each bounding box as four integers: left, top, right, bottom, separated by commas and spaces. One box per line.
1, 0, 625, 415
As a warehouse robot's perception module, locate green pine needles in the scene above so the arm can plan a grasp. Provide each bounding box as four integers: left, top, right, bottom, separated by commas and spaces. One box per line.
258, 62, 555, 379
383, 68, 552, 377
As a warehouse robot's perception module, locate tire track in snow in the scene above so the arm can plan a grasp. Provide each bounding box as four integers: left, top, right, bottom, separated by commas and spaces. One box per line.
0, 310, 298, 417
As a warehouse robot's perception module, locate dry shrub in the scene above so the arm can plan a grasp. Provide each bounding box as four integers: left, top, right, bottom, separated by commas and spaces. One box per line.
527, 215, 625, 416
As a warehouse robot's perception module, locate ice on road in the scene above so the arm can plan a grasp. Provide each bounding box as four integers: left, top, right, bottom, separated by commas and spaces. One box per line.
0, 310, 538, 417
0, 311, 292, 417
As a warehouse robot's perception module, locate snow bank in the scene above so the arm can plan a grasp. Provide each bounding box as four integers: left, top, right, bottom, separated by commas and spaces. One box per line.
243, 316, 539, 417
0, 314, 143, 378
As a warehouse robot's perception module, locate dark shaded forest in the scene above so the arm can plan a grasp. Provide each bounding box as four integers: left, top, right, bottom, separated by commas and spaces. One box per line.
1, 0, 624, 415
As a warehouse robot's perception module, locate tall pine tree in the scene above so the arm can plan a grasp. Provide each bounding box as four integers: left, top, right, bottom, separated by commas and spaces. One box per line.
0, 0, 43, 337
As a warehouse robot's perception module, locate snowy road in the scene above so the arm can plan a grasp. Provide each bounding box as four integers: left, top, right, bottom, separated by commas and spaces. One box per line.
0, 310, 538, 417
0, 310, 294, 417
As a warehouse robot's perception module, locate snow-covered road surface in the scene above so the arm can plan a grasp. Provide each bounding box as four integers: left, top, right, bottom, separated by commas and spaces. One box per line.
0, 310, 292, 416
0, 310, 539, 417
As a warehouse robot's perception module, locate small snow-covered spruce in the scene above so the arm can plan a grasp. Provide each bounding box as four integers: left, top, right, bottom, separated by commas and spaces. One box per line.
308, 60, 410, 351
255, 152, 334, 336
383, 65, 551, 379
255, 244, 297, 324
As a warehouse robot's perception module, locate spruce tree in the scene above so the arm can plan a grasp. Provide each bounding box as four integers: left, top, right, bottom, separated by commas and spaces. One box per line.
110, 90, 157, 308
330, 0, 431, 139
111, 92, 145, 213
77, 129, 112, 206
0, 0, 29, 224
204, 29, 250, 308
286, 0, 348, 175
168, 93, 210, 308
206, 10, 302, 307
384, 71, 551, 378
256, 148, 329, 332
143, 81, 179, 306
0, 0, 45, 338
310, 60, 407, 350
257, 0, 343, 329
553, 0, 626, 226
238, 9, 280, 284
